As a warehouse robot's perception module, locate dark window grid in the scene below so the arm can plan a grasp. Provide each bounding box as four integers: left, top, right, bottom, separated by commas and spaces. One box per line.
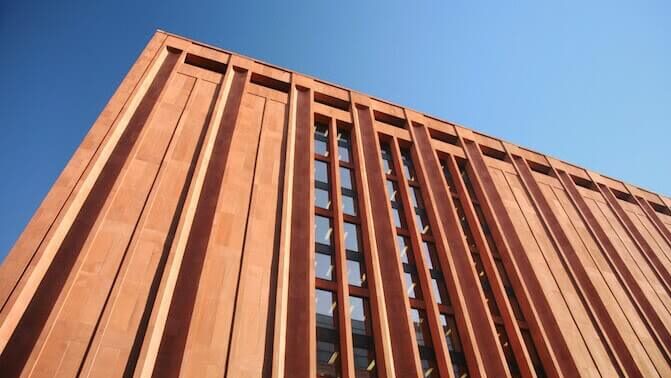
473, 204, 491, 235
315, 242, 332, 255
380, 141, 397, 172
417, 346, 436, 361
392, 140, 449, 333
315, 153, 330, 163
336, 132, 353, 160
389, 198, 403, 210
440, 159, 458, 194
346, 250, 364, 261
429, 269, 443, 280
471, 255, 502, 317
404, 271, 423, 300
315, 180, 330, 190
400, 149, 417, 183
352, 334, 374, 349
496, 325, 520, 376
415, 210, 431, 236
522, 330, 546, 377
458, 163, 479, 202
402, 262, 418, 274
391, 210, 407, 230
317, 326, 339, 341
341, 187, 356, 198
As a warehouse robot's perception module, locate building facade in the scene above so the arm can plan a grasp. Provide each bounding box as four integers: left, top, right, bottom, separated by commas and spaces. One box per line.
1, 31, 671, 378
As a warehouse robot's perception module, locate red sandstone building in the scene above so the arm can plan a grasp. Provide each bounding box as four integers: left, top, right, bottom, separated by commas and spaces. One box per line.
1, 31, 671, 378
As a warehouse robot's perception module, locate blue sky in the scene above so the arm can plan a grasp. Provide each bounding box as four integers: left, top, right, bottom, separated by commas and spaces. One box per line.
1, 0, 669, 257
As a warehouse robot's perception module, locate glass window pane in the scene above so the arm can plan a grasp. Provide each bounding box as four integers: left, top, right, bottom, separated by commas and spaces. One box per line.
337, 130, 351, 163
392, 207, 404, 229
317, 340, 341, 378
315, 215, 333, 248
342, 194, 357, 216
347, 259, 366, 287
497, 325, 519, 376
349, 296, 369, 336
316, 252, 334, 281
401, 150, 415, 181
315, 160, 329, 184
316, 187, 331, 210
386, 180, 397, 202
354, 347, 376, 377
316, 289, 336, 329
350, 296, 376, 377
344, 222, 360, 252
411, 309, 431, 347
405, 272, 421, 299
522, 330, 545, 377
314, 123, 329, 157
410, 186, 424, 209
340, 167, 354, 191
380, 143, 394, 175
416, 212, 430, 235
396, 236, 410, 264
440, 314, 463, 353
431, 278, 450, 306
421, 242, 436, 270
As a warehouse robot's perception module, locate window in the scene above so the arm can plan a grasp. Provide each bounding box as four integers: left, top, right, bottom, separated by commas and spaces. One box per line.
345, 223, 366, 287
315, 123, 329, 157
337, 129, 352, 163
380, 143, 394, 175
495, 259, 525, 321
386, 180, 405, 228
315, 160, 330, 183
340, 167, 357, 216
396, 236, 410, 264
496, 325, 519, 377
316, 289, 341, 377
440, 159, 457, 193
316, 251, 335, 281
411, 309, 438, 377
405, 271, 421, 299
315, 215, 334, 281
431, 278, 450, 306
440, 314, 469, 377
421, 242, 437, 270
315, 215, 333, 249
472, 254, 500, 317
342, 195, 357, 217
315, 160, 331, 210
401, 149, 416, 181
522, 330, 546, 377
350, 296, 376, 377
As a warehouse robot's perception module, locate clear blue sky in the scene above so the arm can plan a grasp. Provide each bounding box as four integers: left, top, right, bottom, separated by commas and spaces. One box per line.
1, 0, 669, 258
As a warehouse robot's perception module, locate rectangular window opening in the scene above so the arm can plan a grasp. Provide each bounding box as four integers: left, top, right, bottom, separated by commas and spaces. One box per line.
315, 91, 350, 111
373, 110, 406, 129
527, 160, 553, 176
429, 128, 460, 146
250, 72, 290, 93
184, 53, 228, 74
480, 145, 507, 162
